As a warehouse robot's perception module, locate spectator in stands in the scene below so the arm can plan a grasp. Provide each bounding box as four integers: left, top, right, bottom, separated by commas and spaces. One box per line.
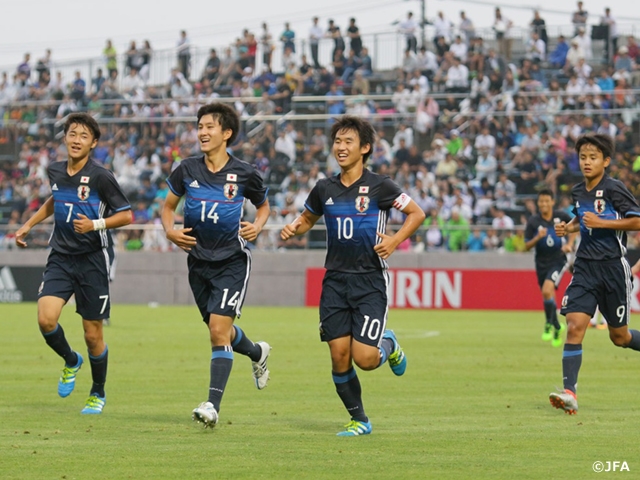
445, 56, 469, 93
260, 23, 274, 70
202, 49, 221, 83
280, 22, 296, 53
35, 49, 51, 84
346, 18, 363, 57
572, 1, 588, 36
416, 45, 438, 79
530, 10, 548, 47
459, 11, 475, 46
494, 172, 516, 209
449, 36, 468, 63
16, 53, 31, 85
398, 11, 418, 54
177, 30, 191, 79
572, 27, 592, 61
309, 17, 324, 69
565, 39, 585, 71
493, 8, 514, 61
526, 32, 546, 63
103, 40, 117, 77
444, 207, 470, 251
549, 35, 569, 68
601, 7, 618, 64
433, 11, 453, 48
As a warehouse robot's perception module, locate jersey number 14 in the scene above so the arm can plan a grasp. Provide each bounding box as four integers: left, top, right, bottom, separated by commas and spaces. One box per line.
200, 201, 219, 223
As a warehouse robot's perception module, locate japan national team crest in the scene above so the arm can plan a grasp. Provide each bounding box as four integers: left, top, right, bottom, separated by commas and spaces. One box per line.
594, 198, 606, 214
77, 185, 90, 201
355, 195, 370, 213
224, 183, 238, 200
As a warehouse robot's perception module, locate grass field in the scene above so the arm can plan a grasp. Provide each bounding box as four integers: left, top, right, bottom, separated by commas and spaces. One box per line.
1, 304, 639, 479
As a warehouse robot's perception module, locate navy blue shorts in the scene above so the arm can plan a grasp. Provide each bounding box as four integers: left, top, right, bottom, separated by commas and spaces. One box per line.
39, 249, 111, 320
319, 270, 389, 347
187, 251, 251, 322
536, 261, 569, 289
560, 258, 633, 328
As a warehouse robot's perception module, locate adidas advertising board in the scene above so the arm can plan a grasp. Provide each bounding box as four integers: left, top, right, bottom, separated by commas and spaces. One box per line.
0, 266, 45, 303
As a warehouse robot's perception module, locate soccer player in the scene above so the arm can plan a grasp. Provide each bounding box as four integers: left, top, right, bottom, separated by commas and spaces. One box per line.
15, 113, 132, 414
524, 189, 575, 347
549, 133, 640, 414
280, 116, 426, 436
161, 103, 271, 428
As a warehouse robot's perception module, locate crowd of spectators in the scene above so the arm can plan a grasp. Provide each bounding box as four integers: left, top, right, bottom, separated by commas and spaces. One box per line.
2, 3, 640, 252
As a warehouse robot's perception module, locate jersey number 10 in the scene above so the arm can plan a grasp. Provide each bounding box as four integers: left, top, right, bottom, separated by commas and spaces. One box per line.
336, 217, 354, 240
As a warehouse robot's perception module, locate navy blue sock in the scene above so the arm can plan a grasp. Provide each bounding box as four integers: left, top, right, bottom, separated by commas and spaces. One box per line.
333, 368, 368, 423
562, 343, 582, 394
543, 299, 560, 329
231, 325, 262, 362
378, 337, 394, 367
42, 324, 78, 366
89, 346, 108, 397
625, 330, 640, 351
208, 346, 233, 412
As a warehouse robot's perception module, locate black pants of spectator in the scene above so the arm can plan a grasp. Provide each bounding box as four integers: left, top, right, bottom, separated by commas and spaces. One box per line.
178, 54, 190, 80
310, 43, 321, 68
604, 36, 618, 64
406, 36, 417, 53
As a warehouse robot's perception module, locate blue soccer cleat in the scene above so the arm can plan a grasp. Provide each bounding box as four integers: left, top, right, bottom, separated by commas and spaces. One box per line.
336, 419, 372, 437
81, 394, 106, 414
383, 330, 407, 376
58, 354, 84, 398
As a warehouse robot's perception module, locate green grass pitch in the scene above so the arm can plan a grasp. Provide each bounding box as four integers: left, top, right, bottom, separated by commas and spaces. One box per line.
1, 304, 639, 479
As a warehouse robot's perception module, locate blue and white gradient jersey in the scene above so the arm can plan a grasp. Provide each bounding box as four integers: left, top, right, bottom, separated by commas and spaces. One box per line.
571, 175, 640, 261
167, 155, 268, 262
305, 169, 410, 273
48, 160, 131, 255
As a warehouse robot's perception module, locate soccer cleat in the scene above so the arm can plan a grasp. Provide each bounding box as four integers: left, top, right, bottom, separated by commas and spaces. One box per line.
551, 323, 567, 348
102, 318, 111, 327
58, 354, 84, 398
595, 322, 608, 330
252, 341, 271, 390
384, 330, 407, 376
549, 389, 578, 415
192, 401, 218, 428
541, 323, 553, 342
336, 419, 373, 437
81, 394, 106, 414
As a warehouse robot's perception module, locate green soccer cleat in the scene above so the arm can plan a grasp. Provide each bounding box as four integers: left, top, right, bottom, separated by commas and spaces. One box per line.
336, 419, 372, 437
541, 323, 553, 342
551, 323, 567, 348
549, 389, 578, 415
58, 354, 84, 398
81, 395, 106, 414
384, 330, 407, 376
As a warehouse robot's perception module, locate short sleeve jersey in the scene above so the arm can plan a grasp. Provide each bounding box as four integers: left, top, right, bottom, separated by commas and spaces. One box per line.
48, 160, 131, 255
571, 175, 640, 261
167, 155, 268, 262
304, 169, 408, 273
525, 210, 572, 269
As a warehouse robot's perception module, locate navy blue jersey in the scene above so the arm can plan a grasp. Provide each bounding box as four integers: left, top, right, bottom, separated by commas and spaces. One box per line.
571, 175, 640, 261
305, 169, 408, 273
48, 160, 131, 255
525, 210, 572, 268
167, 155, 268, 262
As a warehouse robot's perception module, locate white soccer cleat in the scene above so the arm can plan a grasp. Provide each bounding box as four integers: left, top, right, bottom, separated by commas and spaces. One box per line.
192, 401, 218, 428
549, 389, 578, 415
252, 341, 271, 390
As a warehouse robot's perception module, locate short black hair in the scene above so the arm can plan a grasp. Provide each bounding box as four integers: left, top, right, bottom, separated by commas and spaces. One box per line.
63, 113, 101, 141
537, 188, 554, 199
330, 115, 375, 163
197, 102, 240, 146
575, 133, 614, 160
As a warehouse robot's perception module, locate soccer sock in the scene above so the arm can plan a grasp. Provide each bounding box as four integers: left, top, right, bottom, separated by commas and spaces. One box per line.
89, 346, 108, 398
231, 325, 262, 362
41, 324, 78, 366
378, 337, 394, 367
624, 330, 640, 351
543, 299, 559, 329
333, 367, 368, 423
208, 346, 234, 412
562, 343, 582, 394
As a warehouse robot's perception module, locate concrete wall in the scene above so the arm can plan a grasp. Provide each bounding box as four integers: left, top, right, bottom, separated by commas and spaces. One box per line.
0, 250, 534, 306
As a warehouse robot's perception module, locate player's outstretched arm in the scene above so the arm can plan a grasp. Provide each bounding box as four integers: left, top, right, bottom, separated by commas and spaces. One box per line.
280, 209, 321, 240
15, 196, 54, 248
582, 212, 640, 232
240, 199, 270, 242
161, 191, 197, 252
374, 199, 426, 260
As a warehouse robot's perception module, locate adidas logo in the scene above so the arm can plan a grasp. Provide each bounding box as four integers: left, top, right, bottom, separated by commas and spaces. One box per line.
0, 266, 23, 303
325, 197, 334, 205
190, 180, 200, 188
52, 184, 58, 191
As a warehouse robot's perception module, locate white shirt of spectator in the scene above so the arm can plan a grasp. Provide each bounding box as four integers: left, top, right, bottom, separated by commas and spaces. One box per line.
449, 41, 468, 63
445, 63, 469, 89
409, 73, 429, 95
597, 122, 617, 137
433, 16, 453, 43
416, 50, 439, 72
309, 24, 324, 45
561, 122, 582, 140
275, 134, 296, 162
475, 153, 498, 185
492, 213, 515, 230
399, 18, 418, 38
474, 133, 496, 152
572, 32, 592, 60
527, 38, 546, 61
